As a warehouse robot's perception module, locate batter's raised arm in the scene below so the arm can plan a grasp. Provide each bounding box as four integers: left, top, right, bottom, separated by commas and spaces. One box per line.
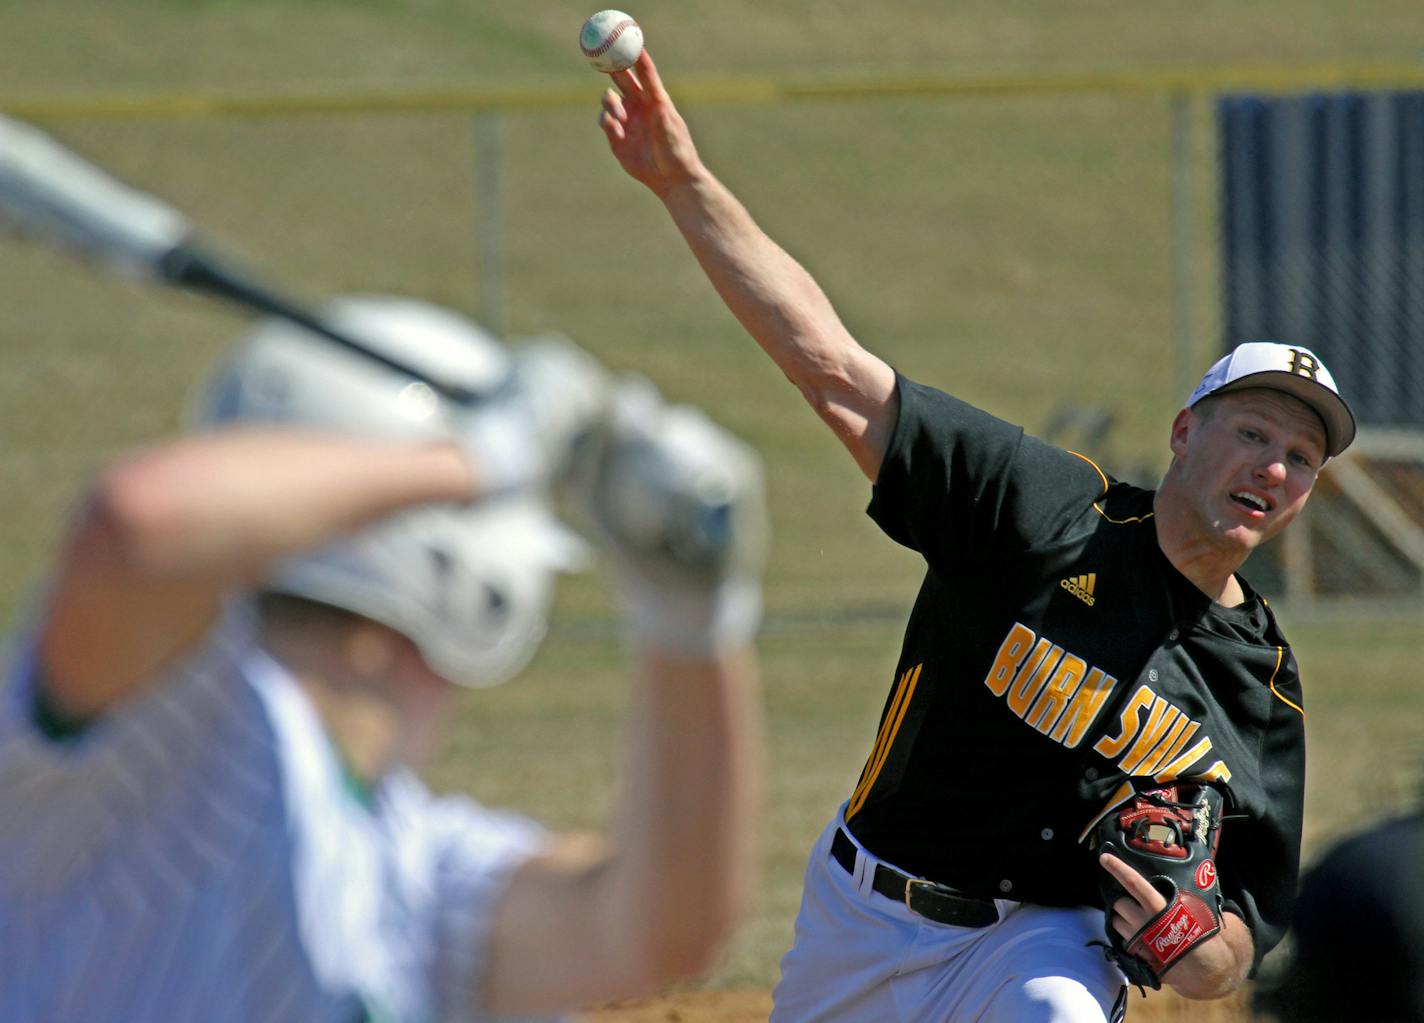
40, 432, 486, 721
479, 387, 767, 1012
38, 338, 601, 722
600, 51, 898, 481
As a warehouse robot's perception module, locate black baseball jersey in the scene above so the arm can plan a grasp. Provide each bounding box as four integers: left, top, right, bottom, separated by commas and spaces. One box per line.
844, 374, 1306, 968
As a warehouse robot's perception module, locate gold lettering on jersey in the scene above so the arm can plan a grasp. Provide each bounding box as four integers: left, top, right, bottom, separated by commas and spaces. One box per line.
1008, 642, 1064, 716
1136, 715, 1196, 777
1050, 667, 1117, 748
983, 623, 1037, 697
1157, 734, 1215, 780
983, 623, 1118, 751
1199, 760, 1232, 783
1025, 654, 1086, 732
981, 624, 1234, 779
1118, 702, 1183, 774
1093, 686, 1156, 759
1091, 686, 1233, 783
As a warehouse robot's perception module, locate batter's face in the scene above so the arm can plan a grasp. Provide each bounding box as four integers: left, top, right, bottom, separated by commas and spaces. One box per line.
1167, 388, 1327, 553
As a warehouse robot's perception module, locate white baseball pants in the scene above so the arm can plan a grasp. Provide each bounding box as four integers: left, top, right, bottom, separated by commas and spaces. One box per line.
771, 810, 1129, 1022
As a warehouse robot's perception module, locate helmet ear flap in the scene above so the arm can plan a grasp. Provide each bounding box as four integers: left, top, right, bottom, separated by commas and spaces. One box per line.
266, 500, 574, 690
415, 518, 549, 686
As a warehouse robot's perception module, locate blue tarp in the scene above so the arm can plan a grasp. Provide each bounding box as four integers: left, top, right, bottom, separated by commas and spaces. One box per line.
1219, 91, 1424, 429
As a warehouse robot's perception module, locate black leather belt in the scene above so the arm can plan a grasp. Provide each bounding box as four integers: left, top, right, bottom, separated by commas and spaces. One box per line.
831, 828, 999, 928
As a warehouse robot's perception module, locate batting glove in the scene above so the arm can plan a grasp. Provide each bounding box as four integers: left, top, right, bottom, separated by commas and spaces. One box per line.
462, 334, 613, 496
564, 379, 768, 657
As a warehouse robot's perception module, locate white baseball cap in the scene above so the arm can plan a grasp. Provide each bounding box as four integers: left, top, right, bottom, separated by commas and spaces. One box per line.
1187, 341, 1356, 458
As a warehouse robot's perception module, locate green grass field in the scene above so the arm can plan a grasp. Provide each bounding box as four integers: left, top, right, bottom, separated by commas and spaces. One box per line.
3, 0, 1422, 1003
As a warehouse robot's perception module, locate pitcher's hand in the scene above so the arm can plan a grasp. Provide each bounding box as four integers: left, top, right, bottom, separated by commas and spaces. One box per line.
599, 51, 704, 198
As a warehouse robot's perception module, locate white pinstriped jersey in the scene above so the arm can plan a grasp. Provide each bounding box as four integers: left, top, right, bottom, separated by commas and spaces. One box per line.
0, 604, 556, 1023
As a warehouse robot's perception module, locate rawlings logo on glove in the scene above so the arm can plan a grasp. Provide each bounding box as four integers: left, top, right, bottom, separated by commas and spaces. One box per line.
1087, 780, 1226, 990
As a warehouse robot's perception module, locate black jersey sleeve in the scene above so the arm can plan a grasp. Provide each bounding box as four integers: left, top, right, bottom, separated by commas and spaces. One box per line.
867, 372, 1109, 571
1219, 652, 1308, 973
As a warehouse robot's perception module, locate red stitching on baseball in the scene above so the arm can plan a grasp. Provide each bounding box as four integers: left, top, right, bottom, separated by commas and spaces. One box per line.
582, 19, 636, 58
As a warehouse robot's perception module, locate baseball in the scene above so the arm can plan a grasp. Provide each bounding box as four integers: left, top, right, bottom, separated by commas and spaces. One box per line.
579, 10, 643, 74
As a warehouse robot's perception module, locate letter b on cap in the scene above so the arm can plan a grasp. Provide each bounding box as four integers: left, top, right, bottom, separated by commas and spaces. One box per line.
1288, 348, 1320, 381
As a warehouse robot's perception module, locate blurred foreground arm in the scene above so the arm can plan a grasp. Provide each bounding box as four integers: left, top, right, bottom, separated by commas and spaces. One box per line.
481, 387, 767, 1012
39, 432, 482, 720
599, 51, 897, 481
39, 333, 607, 723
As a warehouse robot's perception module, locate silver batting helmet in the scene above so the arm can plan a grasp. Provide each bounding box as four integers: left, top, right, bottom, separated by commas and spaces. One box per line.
188, 295, 584, 687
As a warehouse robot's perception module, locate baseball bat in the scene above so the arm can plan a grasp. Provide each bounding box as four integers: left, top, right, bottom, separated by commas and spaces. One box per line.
0, 113, 481, 404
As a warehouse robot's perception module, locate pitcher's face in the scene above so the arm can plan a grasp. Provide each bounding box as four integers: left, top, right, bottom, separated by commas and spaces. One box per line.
1167, 388, 1327, 554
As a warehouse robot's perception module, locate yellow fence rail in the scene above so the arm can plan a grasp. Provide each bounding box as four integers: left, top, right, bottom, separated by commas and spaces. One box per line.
5, 62, 1424, 121
5, 60, 1420, 424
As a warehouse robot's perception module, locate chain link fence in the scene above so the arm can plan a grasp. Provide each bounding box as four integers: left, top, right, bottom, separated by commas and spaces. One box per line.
1215, 88, 1424, 598
3, 65, 1423, 615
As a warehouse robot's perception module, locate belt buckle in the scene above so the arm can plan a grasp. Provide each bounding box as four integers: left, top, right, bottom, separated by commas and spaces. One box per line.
903, 877, 934, 913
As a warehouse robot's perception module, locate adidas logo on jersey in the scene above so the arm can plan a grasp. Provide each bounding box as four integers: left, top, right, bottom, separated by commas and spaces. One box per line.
1061, 573, 1097, 606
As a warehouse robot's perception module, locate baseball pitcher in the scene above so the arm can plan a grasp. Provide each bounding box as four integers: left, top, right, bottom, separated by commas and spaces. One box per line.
594, 48, 1355, 1022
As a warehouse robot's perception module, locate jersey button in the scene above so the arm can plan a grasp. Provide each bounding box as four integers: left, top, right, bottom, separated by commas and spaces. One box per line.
1084, 767, 1099, 781
999, 879, 1013, 893
1167, 628, 1179, 642
1041, 828, 1054, 841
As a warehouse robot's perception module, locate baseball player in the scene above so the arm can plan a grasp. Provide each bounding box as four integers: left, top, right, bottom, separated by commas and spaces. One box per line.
596, 50, 1356, 1020
0, 296, 767, 1022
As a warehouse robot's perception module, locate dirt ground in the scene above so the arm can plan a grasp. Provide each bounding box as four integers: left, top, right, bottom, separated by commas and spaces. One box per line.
589, 988, 1256, 1021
